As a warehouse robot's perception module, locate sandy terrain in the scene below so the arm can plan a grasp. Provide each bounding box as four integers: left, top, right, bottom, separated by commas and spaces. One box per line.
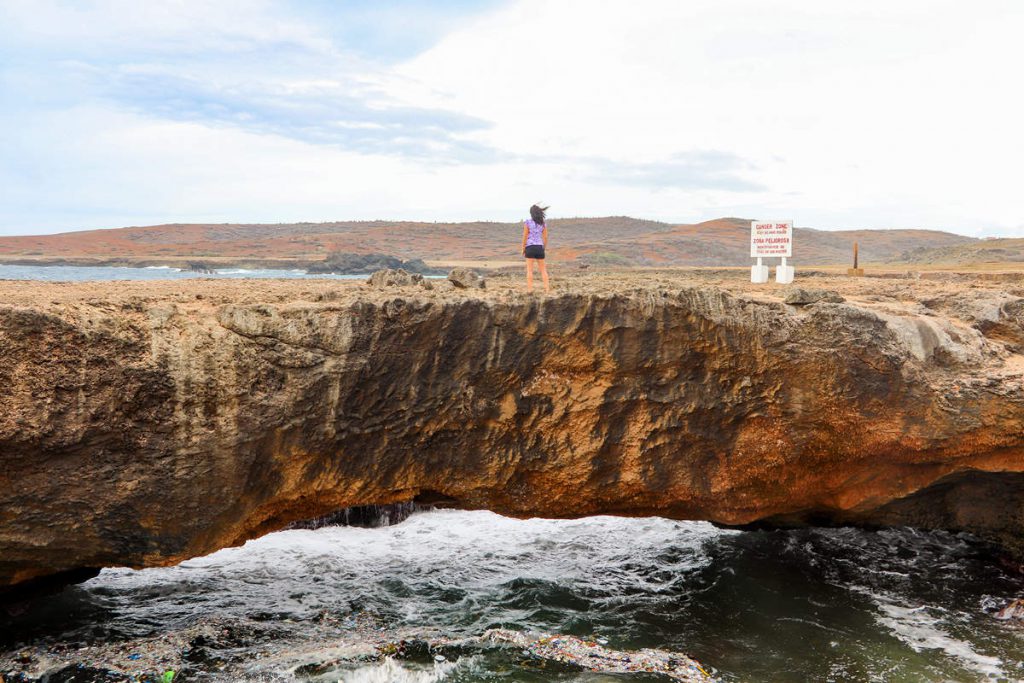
2, 268, 1022, 310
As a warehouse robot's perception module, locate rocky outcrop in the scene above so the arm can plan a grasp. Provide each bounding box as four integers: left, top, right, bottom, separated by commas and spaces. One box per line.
447, 267, 485, 289
783, 287, 845, 305
2, 273, 1024, 593
366, 268, 433, 290
306, 252, 440, 276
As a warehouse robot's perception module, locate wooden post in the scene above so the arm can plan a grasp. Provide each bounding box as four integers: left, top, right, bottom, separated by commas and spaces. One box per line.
847, 241, 864, 276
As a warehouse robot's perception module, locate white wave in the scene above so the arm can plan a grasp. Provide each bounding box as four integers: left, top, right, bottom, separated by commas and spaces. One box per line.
329, 657, 464, 683
93, 511, 726, 611
174, 510, 722, 577
875, 600, 1005, 678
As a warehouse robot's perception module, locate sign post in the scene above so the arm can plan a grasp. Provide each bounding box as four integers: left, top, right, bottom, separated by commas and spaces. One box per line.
750, 220, 794, 284
750, 256, 769, 283
847, 242, 864, 276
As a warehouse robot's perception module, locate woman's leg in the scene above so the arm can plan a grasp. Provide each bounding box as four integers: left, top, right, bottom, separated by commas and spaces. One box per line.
525, 258, 534, 291
538, 259, 550, 292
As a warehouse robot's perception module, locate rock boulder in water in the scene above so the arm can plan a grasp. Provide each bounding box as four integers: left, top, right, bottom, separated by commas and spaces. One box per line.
483, 630, 712, 681
308, 253, 440, 276
40, 665, 134, 682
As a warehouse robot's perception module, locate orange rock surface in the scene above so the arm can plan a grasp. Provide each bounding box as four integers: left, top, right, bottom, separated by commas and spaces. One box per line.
1, 270, 1023, 593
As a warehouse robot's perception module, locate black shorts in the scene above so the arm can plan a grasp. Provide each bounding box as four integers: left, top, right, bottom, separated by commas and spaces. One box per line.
524, 245, 545, 259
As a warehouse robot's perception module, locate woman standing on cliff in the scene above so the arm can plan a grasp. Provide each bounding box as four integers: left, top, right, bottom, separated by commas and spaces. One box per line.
522, 203, 550, 292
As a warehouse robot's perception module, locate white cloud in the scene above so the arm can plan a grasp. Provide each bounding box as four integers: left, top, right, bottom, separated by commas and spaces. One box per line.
0, 0, 334, 55
1, 0, 1023, 235
0, 104, 550, 230
399, 0, 1024, 233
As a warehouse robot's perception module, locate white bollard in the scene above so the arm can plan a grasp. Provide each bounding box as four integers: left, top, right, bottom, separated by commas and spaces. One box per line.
751, 257, 769, 283
776, 256, 794, 284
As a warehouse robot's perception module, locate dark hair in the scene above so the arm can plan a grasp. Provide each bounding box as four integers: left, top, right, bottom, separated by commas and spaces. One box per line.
530, 204, 549, 225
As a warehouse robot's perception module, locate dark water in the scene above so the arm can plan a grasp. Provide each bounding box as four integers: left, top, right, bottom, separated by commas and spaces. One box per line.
3, 511, 1023, 682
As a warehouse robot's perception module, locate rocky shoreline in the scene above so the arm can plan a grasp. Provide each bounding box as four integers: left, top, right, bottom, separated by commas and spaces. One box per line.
0, 614, 716, 682
2, 270, 1024, 596
0, 252, 444, 276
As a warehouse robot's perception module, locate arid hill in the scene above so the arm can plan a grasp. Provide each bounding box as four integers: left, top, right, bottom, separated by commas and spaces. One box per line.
894, 237, 1024, 266
568, 218, 977, 266
0, 217, 976, 268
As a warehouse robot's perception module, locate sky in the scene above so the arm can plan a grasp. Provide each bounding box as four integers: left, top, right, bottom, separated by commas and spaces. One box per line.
1, 0, 1023, 237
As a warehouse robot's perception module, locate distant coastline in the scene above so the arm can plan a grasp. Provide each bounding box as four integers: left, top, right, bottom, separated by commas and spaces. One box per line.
3, 216, 1007, 269
0, 252, 445, 276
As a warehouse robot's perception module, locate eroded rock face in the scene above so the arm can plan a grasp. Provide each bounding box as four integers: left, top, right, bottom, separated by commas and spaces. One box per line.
366, 268, 432, 290
783, 287, 846, 305
1, 274, 1024, 592
447, 267, 484, 289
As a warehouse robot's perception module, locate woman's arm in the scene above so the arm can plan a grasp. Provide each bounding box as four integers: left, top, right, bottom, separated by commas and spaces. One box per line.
542, 226, 548, 248
522, 224, 528, 251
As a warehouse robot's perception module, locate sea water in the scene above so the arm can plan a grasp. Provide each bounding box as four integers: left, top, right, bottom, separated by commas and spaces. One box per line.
2, 510, 1023, 682
0, 264, 367, 281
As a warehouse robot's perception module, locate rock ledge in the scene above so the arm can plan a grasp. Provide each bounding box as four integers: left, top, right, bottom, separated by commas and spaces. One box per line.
1, 272, 1023, 592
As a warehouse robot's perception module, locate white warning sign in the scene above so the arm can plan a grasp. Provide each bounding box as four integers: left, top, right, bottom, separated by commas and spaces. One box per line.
750, 221, 793, 258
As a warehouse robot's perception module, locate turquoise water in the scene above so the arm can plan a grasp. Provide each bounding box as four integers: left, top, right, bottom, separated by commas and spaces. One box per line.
3, 511, 1023, 682
0, 264, 366, 281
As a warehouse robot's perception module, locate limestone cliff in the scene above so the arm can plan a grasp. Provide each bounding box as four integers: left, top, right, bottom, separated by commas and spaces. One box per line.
2, 273, 1023, 593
